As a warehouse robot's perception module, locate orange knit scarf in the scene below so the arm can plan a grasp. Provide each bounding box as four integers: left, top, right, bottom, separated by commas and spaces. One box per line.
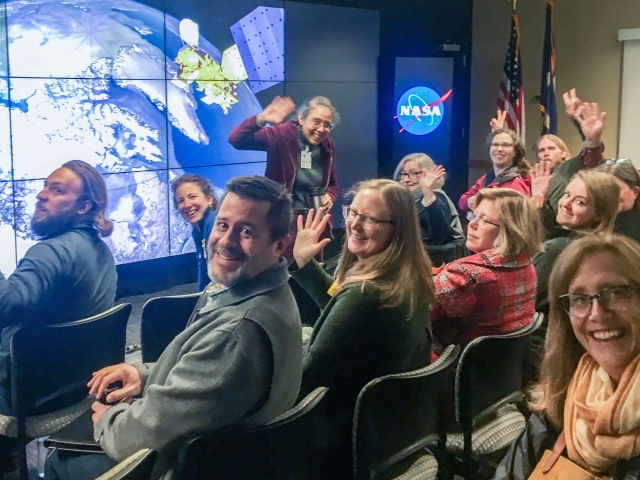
564, 351, 640, 473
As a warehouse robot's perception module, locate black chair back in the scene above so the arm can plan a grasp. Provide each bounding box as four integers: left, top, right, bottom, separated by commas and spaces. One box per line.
11, 303, 131, 480
454, 318, 543, 469
11, 303, 131, 417
176, 387, 329, 480
353, 345, 461, 480
97, 449, 157, 480
141, 293, 200, 362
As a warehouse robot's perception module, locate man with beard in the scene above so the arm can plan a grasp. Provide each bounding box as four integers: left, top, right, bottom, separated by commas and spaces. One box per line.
45, 176, 302, 480
0, 160, 117, 474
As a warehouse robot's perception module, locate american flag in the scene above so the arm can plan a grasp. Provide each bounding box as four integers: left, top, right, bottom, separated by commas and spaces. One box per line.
498, 11, 525, 144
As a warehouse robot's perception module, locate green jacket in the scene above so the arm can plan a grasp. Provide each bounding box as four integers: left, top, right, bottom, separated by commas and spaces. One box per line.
293, 259, 432, 416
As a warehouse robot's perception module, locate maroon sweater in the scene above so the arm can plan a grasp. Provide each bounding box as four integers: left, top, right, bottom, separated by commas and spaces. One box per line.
228, 116, 338, 201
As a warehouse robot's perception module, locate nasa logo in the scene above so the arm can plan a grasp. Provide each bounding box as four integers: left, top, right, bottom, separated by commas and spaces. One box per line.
395, 87, 452, 136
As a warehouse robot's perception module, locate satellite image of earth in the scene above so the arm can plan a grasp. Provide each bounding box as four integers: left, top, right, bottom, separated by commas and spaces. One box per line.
0, 0, 271, 274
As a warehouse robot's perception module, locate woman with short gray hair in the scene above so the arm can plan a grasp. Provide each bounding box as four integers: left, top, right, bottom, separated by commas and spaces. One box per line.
229, 95, 340, 262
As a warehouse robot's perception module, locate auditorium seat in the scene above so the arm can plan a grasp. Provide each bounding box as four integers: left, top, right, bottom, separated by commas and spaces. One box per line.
140, 293, 200, 362
446, 313, 544, 479
0, 303, 130, 480
352, 345, 460, 480
176, 386, 329, 480
94, 448, 157, 480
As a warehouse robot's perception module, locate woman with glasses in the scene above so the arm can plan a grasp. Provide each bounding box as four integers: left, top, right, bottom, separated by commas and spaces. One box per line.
228, 96, 339, 262
291, 179, 435, 478
458, 128, 532, 214
533, 170, 620, 314
494, 234, 640, 480
393, 153, 465, 264
432, 188, 544, 356
596, 159, 640, 244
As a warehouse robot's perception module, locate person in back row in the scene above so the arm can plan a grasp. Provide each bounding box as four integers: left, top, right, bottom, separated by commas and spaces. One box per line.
0, 160, 117, 476
458, 128, 532, 214
596, 159, 640, 244
291, 179, 434, 479
394, 153, 465, 264
228, 95, 339, 262
172, 174, 218, 291
45, 176, 303, 480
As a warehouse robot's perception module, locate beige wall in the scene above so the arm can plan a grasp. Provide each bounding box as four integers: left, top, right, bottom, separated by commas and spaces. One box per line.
469, 0, 640, 184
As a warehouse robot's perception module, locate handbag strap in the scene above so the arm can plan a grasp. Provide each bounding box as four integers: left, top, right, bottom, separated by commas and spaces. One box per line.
542, 431, 567, 474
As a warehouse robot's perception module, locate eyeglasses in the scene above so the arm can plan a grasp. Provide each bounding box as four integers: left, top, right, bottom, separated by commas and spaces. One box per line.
490, 142, 514, 149
342, 206, 395, 230
604, 158, 632, 165
397, 170, 423, 181
558, 285, 640, 319
310, 118, 334, 131
469, 212, 501, 228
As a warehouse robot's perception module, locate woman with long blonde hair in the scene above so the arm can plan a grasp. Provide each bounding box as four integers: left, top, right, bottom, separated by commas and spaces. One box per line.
291, 178, 435, 479
534, 169, 620, 314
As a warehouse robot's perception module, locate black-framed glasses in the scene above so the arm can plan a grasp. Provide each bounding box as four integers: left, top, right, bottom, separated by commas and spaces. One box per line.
397, 170, 423, 181
558, 285, 640, 319
310, 118, 334, 131
342, 206, 395, 230
469, 212, 501, 228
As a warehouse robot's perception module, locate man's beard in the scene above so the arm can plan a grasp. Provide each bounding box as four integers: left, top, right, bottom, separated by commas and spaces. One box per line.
207, 246, 250, 288
30, 205, 80, 238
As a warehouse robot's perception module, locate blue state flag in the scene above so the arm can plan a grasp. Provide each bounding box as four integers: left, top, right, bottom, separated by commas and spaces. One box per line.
540, 0, 557, 135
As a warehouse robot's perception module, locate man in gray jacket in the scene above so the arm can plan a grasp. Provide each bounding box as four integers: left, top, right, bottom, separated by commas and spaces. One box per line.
45, 176, 303, 480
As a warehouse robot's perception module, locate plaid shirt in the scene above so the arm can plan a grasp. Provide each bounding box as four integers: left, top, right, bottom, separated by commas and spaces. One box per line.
431, 250, 536, 354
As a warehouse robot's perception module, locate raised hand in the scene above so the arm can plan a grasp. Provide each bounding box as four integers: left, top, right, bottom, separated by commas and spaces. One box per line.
256, 96, 296, 126
530, 160, 553, 207
490, 110, 508, 132
88, 363, 142, 404
562, 88, 582, 118
419, 165, 446, 202
467, 194, 478, 212
293, 208, 332, 268
574, 102, 606, 146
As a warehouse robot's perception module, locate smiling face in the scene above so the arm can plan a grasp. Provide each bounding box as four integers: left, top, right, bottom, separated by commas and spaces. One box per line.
298, 105, 333, 145
31, 167, 91, 237
207, 192, 286, 287
465, 199, 502, 253
398, 159, 422, 191
537, 137, 567, 169
556, 178, 596, 229
568, 251, 640, 384
489, 132, 517, 171
346, 188, 394, 259
175, 182, 214, 228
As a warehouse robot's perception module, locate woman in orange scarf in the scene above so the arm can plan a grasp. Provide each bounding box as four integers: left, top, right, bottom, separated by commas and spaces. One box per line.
494, 234, 640, 479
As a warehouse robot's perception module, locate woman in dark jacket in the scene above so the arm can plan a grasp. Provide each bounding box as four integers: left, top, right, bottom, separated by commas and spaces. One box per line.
393, 152, 465, 265
533, 170, 620, 314
596, 159, 640, 244
172, 174, 217, 292
292, 179, 435, 479
495, 235, 640, 480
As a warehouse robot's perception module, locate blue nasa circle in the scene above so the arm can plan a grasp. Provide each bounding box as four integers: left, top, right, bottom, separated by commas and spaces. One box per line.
396, 86, 445, 136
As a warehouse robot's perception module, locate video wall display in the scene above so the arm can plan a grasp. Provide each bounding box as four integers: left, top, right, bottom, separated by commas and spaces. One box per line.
0, 0, 285, 274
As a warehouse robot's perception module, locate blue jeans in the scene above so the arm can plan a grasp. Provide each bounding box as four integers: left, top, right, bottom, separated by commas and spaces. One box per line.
44, 448, 116, 480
